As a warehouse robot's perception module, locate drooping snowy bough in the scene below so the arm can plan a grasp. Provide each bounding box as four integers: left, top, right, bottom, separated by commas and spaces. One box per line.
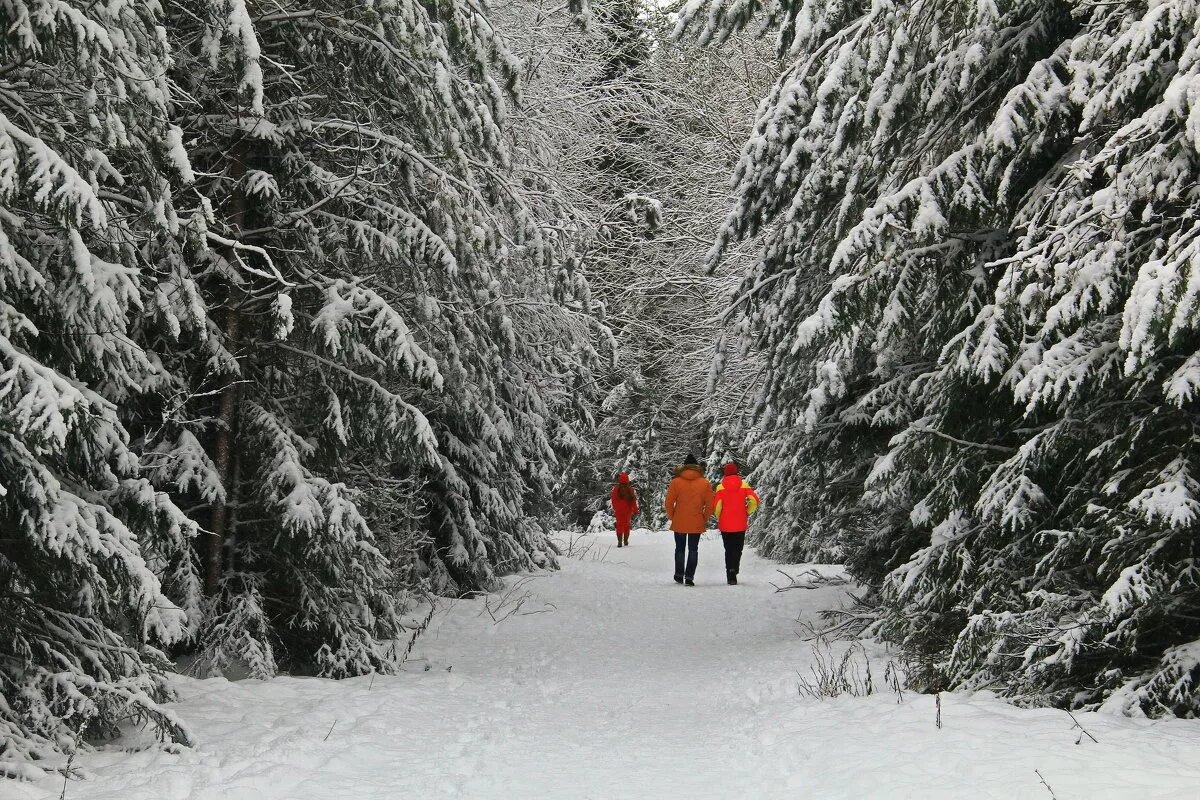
681, 0, 1200, 715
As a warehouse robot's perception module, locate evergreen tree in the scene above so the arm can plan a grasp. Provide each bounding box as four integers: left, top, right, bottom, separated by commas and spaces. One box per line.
504, 1, 774, 522
0, 0, 198, 774
490, 0, 669, 523
159, 0, 604, 675
681, 0, 1200, 714
2, 0, 609, 768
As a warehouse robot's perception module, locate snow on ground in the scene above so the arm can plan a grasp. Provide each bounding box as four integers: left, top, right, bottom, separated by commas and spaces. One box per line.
14, 530, 1200, 799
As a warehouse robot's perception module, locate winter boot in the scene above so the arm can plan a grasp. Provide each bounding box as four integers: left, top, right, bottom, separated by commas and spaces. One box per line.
685, 579, 695, 587
674, 574, 684, 584
616, 538, 622, 548
727, 571, 738, 586
623, 534, 630, 546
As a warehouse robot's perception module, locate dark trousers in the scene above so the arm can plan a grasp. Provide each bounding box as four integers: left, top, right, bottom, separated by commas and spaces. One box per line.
721, 532, 746, 575
674, 533, 700, 580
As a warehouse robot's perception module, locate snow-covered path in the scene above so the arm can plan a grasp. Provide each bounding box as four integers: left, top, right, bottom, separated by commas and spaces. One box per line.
16, 531, 1200, 799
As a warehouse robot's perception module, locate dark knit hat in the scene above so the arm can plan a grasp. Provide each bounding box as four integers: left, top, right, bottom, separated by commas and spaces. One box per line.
723, 463, 739, 476
683, 452, 699, 465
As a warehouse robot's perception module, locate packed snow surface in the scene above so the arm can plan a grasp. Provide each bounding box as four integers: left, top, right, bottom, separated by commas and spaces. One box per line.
15, 531, 1200, 799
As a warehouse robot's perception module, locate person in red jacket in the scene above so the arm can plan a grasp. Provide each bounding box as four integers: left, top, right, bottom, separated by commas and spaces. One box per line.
713, 463, 761, 585
610, 472, 639, 548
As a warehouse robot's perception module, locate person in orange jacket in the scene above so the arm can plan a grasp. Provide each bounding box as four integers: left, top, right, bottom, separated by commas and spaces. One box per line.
664, 453, 716, 586
713, 462, 761, 585
610, 472, 638, 548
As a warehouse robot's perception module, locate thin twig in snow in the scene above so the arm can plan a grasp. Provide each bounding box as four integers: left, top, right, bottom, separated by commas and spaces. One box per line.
479, 576, 555, 624
771, 568, 850, 592
1066, 709, 1099, 744
1035, 769, 1058, 799
59, 716, 92, 800
401, 602, 437, 664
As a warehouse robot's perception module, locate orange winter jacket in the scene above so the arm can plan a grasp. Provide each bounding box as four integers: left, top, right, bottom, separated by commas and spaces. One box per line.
665, 466, 716, 534
714, 474, 760, 532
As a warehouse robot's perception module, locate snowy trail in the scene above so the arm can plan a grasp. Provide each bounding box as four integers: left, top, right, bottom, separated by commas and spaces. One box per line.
16, 530, 1200, 800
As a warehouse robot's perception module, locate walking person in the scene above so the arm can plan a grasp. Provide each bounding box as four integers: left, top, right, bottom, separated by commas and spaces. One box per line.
610, 472, 638, 548
664, 453, 715, 586
713, 463, 760, 585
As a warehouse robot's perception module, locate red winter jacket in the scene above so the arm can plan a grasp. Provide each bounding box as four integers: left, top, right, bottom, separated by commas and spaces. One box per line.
610, 476, 638, 522
714, 474, 760, 532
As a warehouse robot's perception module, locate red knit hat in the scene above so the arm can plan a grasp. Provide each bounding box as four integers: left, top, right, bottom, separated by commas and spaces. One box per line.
723, 463, 739, 476
617, 472, 630, 483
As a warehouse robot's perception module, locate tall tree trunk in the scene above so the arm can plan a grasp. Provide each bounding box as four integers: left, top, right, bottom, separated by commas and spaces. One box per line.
206, 308, 240, 595
205, 139, 248, 596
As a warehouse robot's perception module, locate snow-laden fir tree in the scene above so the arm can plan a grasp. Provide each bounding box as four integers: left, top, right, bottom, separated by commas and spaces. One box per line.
159, 0, 604, 677
593, 21, 775, 519
682, 0, 1200, 714
494, 0, 775, 522
490, 0, 666, 522
0, 0, 199, 776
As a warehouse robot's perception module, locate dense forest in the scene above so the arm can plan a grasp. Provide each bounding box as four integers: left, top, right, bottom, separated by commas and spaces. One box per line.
3, 0, 1200, 776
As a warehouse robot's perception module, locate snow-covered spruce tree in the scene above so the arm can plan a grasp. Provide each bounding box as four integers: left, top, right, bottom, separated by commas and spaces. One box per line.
555, 0, 677, 521
589, 20, 777, 521
476, 0, 622, 534
158, 0, 602, 675
633, 16, 775, 494
0, 0, 198, 774
489, 0, 665, 524
681, 1, 1200, 714
494, 1, 775, 523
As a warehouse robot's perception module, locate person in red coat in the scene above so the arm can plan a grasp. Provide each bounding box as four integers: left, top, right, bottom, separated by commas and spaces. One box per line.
713, 462, 761, 585
610, 472, 639, 547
